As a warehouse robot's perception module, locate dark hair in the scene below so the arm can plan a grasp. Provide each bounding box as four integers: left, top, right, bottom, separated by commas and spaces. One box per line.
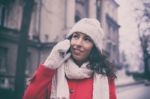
88, 46, 116, 79
68, 34, 116, 79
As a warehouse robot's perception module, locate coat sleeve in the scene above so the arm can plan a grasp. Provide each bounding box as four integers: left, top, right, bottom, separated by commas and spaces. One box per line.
23, 64, 56, 99
108, 78, 117, 99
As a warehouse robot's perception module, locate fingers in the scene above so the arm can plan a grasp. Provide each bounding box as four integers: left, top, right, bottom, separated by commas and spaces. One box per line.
57, 53, 71, 67
54, 39, 70, 52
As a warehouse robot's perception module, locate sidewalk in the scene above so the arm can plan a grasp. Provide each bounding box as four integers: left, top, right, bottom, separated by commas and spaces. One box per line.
115, 69, 143, 87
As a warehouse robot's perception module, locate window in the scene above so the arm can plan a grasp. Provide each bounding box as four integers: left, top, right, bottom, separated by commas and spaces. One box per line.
25, 52, 31, 76
0, 47, 8, 88
75, 0, 88, 18
96, 0, 101, 19
0, 5, 6, 26
0, 47, 7, 74
106, 42, 111, 56
75, 14, 81, 22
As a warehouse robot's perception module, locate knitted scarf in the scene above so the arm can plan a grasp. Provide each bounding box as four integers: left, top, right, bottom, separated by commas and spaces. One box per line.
50, 58, 109, 99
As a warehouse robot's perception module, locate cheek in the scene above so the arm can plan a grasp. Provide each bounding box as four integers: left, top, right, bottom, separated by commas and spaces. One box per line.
82, 43, 93, 56
70, 39, 74, 46
85, 45, 93, 55
70, 37, 76, 44
70, 39, 76, 52
85, 42, 94, 50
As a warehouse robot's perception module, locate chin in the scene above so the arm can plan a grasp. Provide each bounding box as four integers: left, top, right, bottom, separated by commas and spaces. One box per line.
72, 54, 82, 61
72, 54, 86, 63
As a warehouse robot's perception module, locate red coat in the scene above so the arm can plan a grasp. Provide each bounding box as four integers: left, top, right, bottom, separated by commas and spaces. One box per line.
23, 64, 116, 99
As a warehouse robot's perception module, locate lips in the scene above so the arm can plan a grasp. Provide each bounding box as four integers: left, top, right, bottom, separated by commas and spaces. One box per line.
72, 48, 82, 55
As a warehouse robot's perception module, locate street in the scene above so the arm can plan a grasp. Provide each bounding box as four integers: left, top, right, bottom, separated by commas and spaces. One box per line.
117, 83, 150, 99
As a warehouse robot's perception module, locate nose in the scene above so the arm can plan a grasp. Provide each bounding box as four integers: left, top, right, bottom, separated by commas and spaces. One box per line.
75, 38, 83, 47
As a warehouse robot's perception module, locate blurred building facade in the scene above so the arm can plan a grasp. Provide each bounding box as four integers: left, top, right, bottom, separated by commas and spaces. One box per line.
0, 0, 119, 89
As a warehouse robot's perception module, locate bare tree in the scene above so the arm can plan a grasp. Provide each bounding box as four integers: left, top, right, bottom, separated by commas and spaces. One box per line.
135, 0, 150, 79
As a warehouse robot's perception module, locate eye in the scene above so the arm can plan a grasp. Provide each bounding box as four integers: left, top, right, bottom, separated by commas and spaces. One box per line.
84, 36, 92, 43
72, 33, 80, 40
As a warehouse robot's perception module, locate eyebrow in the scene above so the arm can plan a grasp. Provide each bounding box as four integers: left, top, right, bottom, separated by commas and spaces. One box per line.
73, 32, 80, 35
73, 32, 92, 40
85, 35, 90, 38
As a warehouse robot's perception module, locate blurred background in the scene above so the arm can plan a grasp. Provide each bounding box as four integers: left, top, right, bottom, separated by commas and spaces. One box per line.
0, 0, 149, 99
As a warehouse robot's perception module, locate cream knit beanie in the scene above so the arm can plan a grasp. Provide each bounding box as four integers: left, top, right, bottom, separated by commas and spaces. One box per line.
66, 18, 104, 53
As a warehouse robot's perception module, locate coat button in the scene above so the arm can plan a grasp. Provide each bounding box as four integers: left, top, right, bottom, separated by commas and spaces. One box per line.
69, 89, 75, 94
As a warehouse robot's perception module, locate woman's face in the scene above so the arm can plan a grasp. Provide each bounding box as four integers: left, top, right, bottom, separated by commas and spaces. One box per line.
70, 32, 94, 65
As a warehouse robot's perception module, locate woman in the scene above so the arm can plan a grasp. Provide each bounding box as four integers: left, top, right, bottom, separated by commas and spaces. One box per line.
23, 18, 117, 99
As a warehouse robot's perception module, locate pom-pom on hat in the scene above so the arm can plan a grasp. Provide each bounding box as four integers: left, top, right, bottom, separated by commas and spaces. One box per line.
66, 18, 104, 53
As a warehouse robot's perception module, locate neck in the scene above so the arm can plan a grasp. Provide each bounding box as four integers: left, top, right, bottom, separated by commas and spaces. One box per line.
74, 60, 83, 67
71, 57, 88, 67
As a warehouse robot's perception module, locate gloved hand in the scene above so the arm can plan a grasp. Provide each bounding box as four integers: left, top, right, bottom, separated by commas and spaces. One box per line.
43, 39, 71, 69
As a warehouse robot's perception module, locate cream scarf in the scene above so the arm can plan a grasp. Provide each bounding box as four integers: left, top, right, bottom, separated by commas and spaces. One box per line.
50, 58, 109, 99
